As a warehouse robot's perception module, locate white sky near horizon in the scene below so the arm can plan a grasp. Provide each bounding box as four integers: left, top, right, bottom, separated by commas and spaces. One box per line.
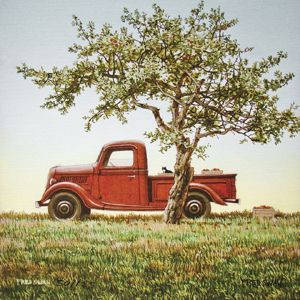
0, 0, 299, 214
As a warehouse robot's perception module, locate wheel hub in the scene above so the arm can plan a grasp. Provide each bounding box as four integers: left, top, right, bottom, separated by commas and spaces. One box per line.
57, 201, 72, 215
187, 200, 202, 215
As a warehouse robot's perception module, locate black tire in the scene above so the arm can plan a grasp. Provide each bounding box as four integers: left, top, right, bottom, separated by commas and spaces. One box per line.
48, 192, 83, 221
184, 192, 211, 219
81, 206, 91, 219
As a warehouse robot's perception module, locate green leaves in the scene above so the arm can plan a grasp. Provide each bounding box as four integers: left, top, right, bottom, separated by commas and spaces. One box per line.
17, 2, 299, 155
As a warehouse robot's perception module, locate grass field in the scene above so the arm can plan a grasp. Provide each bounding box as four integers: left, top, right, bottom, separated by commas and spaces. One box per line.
0, 211, 299, 299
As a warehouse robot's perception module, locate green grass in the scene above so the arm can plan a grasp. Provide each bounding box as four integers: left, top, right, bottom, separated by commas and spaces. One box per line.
0, 212, 299, 299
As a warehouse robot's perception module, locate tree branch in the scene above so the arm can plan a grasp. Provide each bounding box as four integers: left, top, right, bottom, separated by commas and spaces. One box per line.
132, 97, 171, 132
199, 124, 252, 138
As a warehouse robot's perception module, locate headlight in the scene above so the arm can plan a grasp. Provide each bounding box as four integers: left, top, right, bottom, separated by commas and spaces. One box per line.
50, 178, 57, 185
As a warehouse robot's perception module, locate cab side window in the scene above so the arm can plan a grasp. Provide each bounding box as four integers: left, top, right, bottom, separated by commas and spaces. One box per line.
105, 150, 134, 167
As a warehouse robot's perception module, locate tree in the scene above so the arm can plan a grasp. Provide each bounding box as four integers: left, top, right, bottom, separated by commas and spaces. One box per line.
17, 2, 300, 224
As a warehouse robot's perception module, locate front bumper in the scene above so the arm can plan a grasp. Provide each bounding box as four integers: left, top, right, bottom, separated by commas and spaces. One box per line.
35, 200, 49, 208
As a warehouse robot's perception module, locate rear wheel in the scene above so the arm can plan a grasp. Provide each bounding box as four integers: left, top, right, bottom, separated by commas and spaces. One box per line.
48, 192, 83, 221
184, 192, 211, 219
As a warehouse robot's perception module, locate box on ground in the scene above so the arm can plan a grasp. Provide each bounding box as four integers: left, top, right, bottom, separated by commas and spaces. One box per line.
252, 205, 275, 218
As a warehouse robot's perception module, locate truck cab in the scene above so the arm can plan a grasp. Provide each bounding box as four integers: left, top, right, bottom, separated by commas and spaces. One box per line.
36, 140, 239, 220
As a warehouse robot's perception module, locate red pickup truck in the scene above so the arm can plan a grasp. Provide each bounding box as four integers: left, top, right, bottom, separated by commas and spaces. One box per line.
36, 140, 239, 220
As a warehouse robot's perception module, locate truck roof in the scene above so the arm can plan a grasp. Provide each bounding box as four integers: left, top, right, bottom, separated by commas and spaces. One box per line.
102, 139, 145, 149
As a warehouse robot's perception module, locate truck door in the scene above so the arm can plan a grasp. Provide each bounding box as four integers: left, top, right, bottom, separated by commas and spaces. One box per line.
98, 148, 140, 205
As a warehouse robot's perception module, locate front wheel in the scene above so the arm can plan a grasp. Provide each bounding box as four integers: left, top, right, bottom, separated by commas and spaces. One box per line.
81, 206, 91, 219
184, 192, 211, 219
48, 192, 83, 221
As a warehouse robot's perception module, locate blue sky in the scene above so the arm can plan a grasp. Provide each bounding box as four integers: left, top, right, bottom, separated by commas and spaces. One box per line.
0, 0, 299, 213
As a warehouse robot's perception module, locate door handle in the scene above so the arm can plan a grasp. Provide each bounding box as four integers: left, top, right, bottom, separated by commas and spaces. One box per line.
128, 175, 136, 178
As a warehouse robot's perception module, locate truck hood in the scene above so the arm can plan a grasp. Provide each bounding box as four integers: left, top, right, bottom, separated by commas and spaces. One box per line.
55, 163, 95, 175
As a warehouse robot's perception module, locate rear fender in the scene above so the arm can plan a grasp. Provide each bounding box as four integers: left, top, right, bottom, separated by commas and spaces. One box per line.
39, 182, 104, 209
189, 183, 227, 206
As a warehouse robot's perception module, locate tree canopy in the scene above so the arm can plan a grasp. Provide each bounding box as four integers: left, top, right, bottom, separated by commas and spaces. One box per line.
17, 2, 300, 223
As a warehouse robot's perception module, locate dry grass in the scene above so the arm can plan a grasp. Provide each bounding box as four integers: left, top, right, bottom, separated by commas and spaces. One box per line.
0, 211, 299, 299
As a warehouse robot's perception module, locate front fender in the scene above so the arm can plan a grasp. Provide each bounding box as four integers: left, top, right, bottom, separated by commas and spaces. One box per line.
39, 182, 104, 209
189, 183, 227, 206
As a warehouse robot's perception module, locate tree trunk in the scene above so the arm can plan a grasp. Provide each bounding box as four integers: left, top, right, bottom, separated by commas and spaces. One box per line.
164, 148, 194, 224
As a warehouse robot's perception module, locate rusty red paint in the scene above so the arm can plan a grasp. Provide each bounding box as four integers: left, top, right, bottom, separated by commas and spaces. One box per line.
37, 140, 239, 211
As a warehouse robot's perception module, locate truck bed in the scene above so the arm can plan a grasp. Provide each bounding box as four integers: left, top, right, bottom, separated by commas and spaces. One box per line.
148, 173, 237, 205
